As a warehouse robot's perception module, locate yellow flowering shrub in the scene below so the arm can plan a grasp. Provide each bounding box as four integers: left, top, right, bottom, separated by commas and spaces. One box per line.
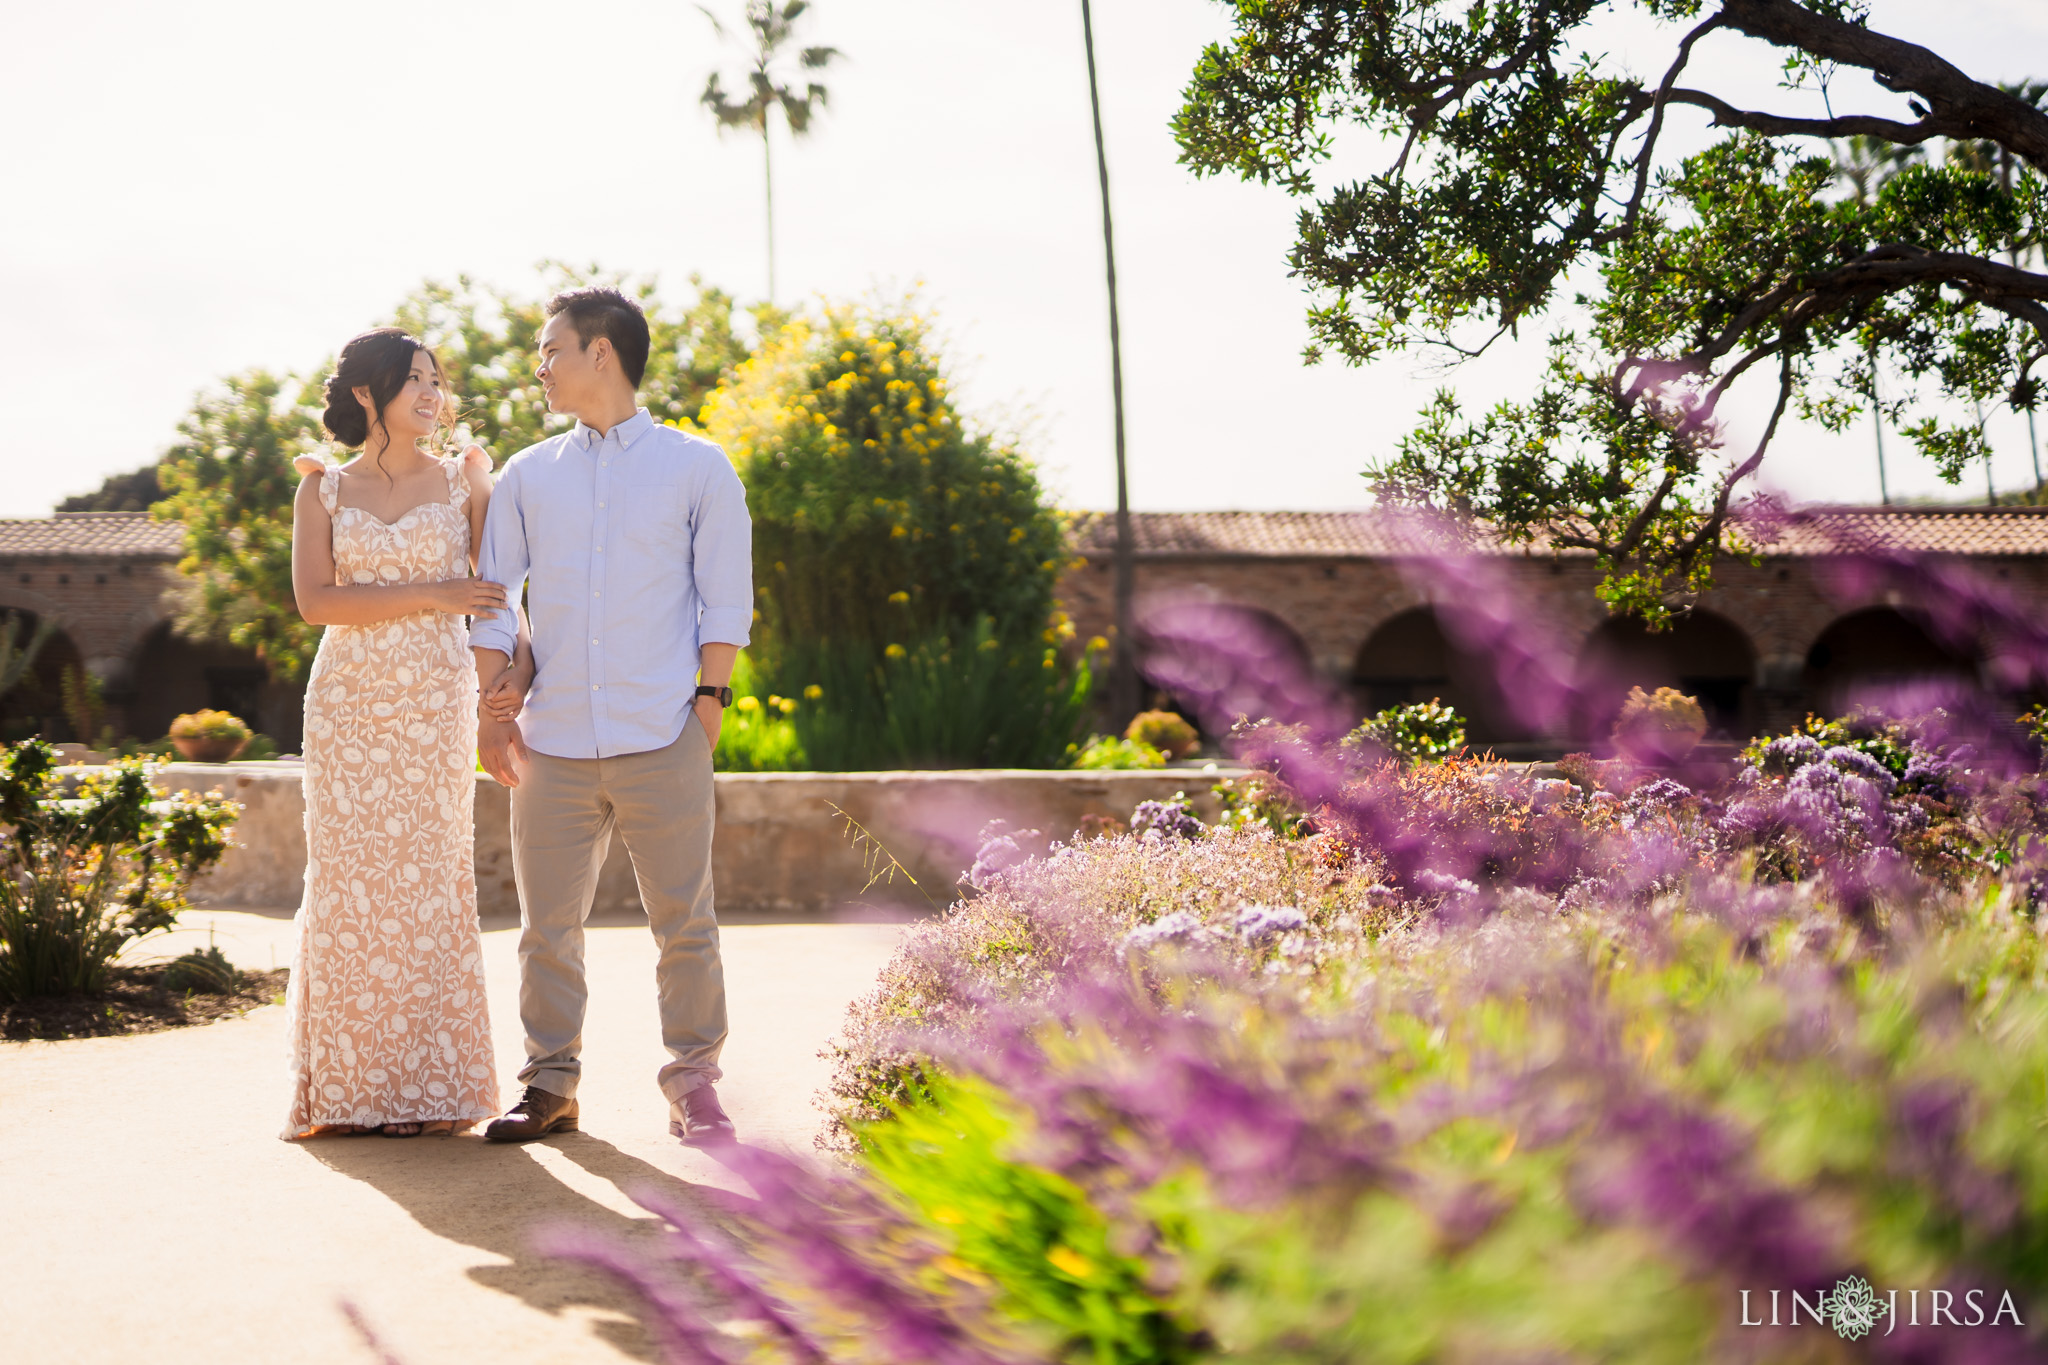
695, 299, 1068, 670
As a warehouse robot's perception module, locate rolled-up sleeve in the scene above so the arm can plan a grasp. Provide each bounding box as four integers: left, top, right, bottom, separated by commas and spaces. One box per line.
691, 456, 753, 648
468, 461, 528, 657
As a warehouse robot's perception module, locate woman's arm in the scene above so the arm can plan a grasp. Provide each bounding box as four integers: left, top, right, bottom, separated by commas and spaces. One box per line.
460, 444, 493, 573
290, 475, 508, 626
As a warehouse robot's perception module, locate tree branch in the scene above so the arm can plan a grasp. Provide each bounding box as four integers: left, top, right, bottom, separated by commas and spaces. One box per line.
1666, 86, 1959, 145
1715, 0, 2048, 170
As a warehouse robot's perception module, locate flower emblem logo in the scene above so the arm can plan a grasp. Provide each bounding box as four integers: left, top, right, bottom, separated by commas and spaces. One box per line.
1822, 1275, 1881, 1341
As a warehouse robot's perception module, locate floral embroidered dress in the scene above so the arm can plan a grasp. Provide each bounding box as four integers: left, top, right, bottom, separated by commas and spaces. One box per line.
282, 454, 498, 1137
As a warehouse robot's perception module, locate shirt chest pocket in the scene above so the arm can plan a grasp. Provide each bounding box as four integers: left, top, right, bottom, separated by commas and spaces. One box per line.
622, 479, 685, 555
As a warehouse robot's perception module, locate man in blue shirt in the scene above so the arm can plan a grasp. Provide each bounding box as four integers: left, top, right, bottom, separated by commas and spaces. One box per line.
470, 286, 752, 1146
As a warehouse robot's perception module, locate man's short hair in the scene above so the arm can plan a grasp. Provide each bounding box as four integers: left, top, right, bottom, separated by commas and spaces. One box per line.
545, 287, 651, 389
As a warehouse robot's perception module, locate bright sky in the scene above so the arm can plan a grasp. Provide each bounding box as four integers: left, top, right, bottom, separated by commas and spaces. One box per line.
4, 0, 2046, 519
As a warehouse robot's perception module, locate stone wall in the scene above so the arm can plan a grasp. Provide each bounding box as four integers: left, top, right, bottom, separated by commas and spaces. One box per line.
151, 762, 1239, 918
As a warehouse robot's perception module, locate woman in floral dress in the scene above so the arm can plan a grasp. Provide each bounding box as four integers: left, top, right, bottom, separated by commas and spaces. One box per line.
282, 327, 529, 1138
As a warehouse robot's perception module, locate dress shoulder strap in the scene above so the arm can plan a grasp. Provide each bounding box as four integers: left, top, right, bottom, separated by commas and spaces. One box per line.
293, 455, 340, 514
443, 454, 470, 509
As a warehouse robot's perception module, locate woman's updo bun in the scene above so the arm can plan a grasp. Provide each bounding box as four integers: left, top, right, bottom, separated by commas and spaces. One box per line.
319, 328, 444, 450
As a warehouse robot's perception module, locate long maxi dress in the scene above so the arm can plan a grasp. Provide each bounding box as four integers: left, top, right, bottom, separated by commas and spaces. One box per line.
282, 454, 499, 1137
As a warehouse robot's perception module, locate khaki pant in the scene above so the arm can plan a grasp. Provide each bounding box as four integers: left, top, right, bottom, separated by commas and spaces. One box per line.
509, 719, 725, 1103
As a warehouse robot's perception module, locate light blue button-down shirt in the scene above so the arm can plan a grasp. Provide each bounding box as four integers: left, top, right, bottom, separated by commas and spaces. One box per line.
470, 408, 753, 760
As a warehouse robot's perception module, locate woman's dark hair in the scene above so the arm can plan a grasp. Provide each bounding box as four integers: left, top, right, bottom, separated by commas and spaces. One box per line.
545, 287, 650, 389
320, 328, 450, 464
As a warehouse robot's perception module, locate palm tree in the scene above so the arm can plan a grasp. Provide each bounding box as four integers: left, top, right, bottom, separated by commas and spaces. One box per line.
697, 0, 842, 301
1079, 0, 1137, 725
1830, 135, 1925, 505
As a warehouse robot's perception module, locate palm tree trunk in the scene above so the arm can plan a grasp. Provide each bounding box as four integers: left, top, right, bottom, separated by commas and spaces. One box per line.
1080, 0, 1137, 726
1870, 342, 1890, 505
762, 117, 778, 302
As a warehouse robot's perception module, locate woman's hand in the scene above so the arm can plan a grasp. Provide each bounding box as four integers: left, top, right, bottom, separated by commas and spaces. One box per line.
482, 658, 533, 721
426, 578, 508, 616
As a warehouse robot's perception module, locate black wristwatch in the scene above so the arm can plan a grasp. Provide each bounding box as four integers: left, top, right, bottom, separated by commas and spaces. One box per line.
695, 685, 734, 708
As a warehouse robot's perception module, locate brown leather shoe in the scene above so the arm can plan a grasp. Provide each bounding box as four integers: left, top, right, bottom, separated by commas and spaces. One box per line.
485, 1086, 579, 1143
668, 1084, 736, 1146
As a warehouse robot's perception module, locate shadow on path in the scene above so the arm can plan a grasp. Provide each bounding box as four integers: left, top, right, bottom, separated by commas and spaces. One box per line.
303, 1132, 757, 1360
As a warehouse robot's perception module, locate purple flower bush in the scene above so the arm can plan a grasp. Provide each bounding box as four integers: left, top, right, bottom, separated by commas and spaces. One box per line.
548, 532, 2048, 1362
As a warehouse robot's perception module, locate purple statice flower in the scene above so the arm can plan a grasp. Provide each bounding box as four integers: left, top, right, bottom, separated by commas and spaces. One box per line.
1412, 868, 1480, 902
1131, 797, 1204, 842
1902, 754, 1957, 801
1123, 910, 1212, 954
1755, 732, 1823, 775
1822, 745, 1898, 796
1236, 904, 1307, 943
965, 826, 1032, 892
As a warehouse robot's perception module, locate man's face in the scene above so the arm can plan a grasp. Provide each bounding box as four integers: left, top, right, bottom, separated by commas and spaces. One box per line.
535, 313, 601, 417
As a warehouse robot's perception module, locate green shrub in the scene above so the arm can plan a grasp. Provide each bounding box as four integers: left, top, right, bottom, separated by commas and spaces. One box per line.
856, 1077, 1192, 1365
1345, 698, 1467, 764
713, 651, 807, 772
0, 743, 239, 1002
698, 298, 1083, 768
782, 618, 1093, 771
162, 944, 240, 994
1071, 734, 1165, 770
1124, 709, 1199, 758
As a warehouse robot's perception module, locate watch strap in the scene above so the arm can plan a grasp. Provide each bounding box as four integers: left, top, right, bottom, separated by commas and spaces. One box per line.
695, 685, 734, 707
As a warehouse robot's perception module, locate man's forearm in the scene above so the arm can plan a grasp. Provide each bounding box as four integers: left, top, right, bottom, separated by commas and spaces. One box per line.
698, 643, 739, 688
473, 647, 512, 692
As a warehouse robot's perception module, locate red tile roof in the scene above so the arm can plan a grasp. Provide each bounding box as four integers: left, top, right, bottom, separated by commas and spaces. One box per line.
1066, 508, 2048, 559
0, 512, 185, 559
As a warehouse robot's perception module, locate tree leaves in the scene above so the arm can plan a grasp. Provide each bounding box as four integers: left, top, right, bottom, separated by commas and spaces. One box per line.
1177, 0, 2048, 615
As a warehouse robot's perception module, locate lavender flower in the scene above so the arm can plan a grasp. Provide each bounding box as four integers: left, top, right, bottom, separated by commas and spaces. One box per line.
1130, 796, 1204, 842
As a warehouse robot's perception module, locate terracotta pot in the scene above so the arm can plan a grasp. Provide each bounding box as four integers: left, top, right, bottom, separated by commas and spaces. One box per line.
171, 734, 249, 763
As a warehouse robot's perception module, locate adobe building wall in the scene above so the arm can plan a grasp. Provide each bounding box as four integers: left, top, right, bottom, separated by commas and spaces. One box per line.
1056, 550, 2048, 743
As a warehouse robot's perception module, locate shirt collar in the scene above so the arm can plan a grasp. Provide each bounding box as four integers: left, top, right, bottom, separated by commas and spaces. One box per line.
569, 407, 655, 451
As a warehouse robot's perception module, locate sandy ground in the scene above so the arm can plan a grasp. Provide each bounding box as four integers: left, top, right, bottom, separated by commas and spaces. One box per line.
1, 907, 906, 1364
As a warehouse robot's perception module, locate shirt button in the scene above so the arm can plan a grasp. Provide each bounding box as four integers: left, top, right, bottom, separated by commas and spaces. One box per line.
593, 590, 601, 597
595, 545, 603, 552
592, 684, 601, 691
597, 501, 606, 508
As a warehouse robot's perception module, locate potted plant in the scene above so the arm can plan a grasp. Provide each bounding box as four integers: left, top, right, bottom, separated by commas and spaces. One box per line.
1610, 686, 1707, 764
168, 710, 252, 764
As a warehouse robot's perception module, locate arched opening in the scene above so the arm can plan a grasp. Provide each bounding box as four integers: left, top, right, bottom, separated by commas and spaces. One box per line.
1803, 608, 1978, 718
1136, 601, 1335, 739
0, 610, 86, 743
1351, 607, 1528, 744
1574, 610, 1756, 745
128, 622, 299, 749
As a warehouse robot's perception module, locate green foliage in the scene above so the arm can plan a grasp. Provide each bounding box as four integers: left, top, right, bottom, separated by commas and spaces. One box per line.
1071, 735, 1165, 771
1175, 1, 2048, 614
855, 1077, 1194, 1365
0, 611, 57, 701
59, 667, 107, 750
700, 299, 1083, 768
1211, 771, 1312, 837
1124, 709, 1199, 758
151, 268, 751, 684
152, 368, 329, 682
0, 745, 238, 1002
699, 299, 1071, 666
161, 944, 240, 995
55, 464, 162, 513
1346, 698, 1468, 764
781, 618, 1094, 771
713, 650, 808, 772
